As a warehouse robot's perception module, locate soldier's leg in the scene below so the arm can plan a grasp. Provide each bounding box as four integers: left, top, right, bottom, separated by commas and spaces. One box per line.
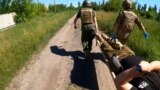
81, 27, 90, 59
87, 24, 96, 52
81, 29, 88, 52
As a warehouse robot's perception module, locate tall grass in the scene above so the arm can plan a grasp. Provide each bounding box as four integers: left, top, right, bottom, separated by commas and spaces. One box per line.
97, 11, 117, 35
0, 11, 75, 90
97, 11, 160, 61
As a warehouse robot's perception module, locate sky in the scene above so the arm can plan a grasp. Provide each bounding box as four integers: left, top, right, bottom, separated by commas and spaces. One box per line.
34, 0, 160, 9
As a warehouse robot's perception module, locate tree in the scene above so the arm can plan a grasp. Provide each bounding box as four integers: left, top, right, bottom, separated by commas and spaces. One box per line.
103, 0, 122, 12
91, 2, 100, 10
142, 4, 147, 12
49, 4, 67, 12
68, 3, 74, 10
10, 0, 47, 22
78, 2, 81, 8
101, 0, 105, 6
137, 4, 141, 11
154, 5, 157, 13
146, 6, 157, 19
0, 0, 12, 13
156, 9, 160, 21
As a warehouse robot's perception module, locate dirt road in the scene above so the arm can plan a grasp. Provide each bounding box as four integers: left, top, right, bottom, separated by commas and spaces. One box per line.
6, 16, 116, 90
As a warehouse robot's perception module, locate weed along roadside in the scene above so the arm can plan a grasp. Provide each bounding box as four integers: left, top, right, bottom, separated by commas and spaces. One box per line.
0, 11, 75, 90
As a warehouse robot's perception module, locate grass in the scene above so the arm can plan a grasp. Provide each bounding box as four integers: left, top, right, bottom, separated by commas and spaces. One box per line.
0, 11, 75, 90
97, 11, 160, 61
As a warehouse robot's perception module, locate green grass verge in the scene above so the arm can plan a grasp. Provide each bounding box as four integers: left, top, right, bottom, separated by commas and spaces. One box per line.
0, 11, 75, 90
97, 11, 160, 61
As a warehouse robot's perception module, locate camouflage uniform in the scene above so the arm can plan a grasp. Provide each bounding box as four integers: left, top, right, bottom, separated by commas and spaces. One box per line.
113, 0, 146, 44
76, 8, 96, 53
97, 33, 135, 73
100, 38, 135, 61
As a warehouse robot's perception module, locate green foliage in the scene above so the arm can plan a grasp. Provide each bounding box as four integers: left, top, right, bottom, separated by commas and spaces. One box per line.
97, 11, 117, 35
0, 11, 75, 90
137, 4, 159, 21
156, 11, 160, 21
128, 19, 160, 60
0, 0, 12, 13
48, 4, 67, 12
0, 0, 47, 22
103, 0, 122, 11
145, 6, 157, 19
91, 2, 99, 10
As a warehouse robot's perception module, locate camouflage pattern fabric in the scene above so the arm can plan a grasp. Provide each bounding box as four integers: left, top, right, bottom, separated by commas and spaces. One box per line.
80, 8, 95, 24
100, 39, 135, 61
79, 8, 96, 53
114, 10, 145, 44
81, 24, 96, 52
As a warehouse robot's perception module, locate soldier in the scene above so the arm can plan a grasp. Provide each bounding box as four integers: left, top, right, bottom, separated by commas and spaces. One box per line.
96, 33, 160, 90
96, 32, 135, 74
74, 0, 99, 58
112, 0, 149, 44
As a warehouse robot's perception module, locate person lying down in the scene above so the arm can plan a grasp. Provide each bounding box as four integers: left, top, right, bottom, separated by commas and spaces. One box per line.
95, 32, 160, 90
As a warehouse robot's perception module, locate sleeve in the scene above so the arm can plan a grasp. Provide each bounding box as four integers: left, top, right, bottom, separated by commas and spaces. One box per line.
76, 10, 81, 18
93, 10, 96, 17
134, 15, 145, 31
113, 11, 124, 33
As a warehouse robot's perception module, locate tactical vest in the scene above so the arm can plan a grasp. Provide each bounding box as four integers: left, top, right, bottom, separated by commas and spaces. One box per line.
80, 8, 94, 24
121, 11, 136, 31
117, 11, 137, 44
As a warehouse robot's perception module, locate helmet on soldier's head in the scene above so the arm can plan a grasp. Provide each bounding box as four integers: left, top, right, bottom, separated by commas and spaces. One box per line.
82, 0, 91, 7
122, 0, 132, 10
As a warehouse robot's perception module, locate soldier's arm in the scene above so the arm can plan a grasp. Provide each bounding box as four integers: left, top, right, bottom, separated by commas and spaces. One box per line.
74, 10, 81, 29
113, 12, 123, 33
150, 61, 160, 71
115, 61, 151, 90
135, 16, 149, 39
135, 17, 146, 33
93, 11, 99, 33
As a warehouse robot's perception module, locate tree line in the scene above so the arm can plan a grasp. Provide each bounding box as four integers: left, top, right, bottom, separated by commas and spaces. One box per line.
89, 0, 160, 22
0, 0, 160, 22
0, 0, 76, 23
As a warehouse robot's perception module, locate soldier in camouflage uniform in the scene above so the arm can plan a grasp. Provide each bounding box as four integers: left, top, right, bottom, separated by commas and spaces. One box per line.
96, 32, 135, 74
74, 0, 99, 58
96, 33, 160, 90
112, 0, 149, 44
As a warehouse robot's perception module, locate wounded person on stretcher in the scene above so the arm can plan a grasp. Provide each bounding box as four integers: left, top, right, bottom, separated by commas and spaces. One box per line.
96, 33, 160, 90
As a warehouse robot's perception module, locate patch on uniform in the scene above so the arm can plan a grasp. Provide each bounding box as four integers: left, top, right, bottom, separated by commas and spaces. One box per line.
138, 81, 149, 89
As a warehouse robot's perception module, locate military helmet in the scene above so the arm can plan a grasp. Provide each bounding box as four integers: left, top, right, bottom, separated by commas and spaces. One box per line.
122, 0, 132, 9
82, 0, 91, 7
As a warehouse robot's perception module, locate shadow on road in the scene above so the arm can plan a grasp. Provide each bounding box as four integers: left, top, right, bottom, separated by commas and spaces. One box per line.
50, 45, 104, 90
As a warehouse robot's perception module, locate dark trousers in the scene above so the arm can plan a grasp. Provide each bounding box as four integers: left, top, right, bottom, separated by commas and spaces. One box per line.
81, 24, 96, 52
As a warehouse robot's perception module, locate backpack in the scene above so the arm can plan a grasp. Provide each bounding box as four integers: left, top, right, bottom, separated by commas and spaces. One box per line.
80, 8, 94, 24
120, 11, 136, 32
